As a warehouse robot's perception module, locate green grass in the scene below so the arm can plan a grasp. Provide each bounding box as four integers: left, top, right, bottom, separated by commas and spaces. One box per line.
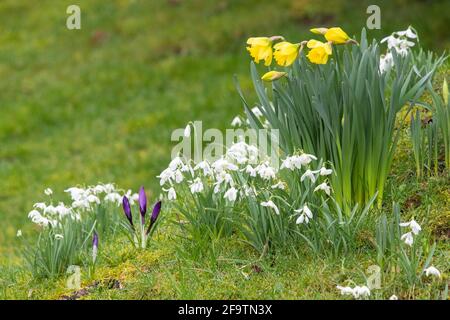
0, 0, 449, 299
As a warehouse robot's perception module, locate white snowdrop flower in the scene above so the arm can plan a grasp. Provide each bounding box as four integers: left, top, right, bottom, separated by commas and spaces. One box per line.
298, 153, 317, 165
314, 182, 331, 196
55, 203, 71, 217
380, 52, 394, 73
16, 230, 22, 237
65, 187, 86, 201
33, 202, 47, 210
169, 157, 184, 171
189, 178, 204, 194
256, 162, 276, 180
174, 170, 184, 184
396, 26, 417, 39
319, 167, 332, 176
103, 183, 115, 193
400, 219, 421, 235
224, 187, 238, 202
245, 165, 257, 177
44, 205, 56, 215
92, 185, 106, 194
231, 116, 243, 127
295, 205, 313, 224
54, 234, 64, 240
184, 124, 191, 138
44, 188, 53, 196
424, 266, 441, 278
72, 200, 89, 210
158, 167, 175, 186
251, 107, 263, 118
167, 187, 177, 200
194, 161, 213, 176
389, 295, 398, 300
261, 201, 280, 215
104, 192, 122, 206
246, 145, 259, 162
212, 158, 238, 173
336, 286, 354, 296
271, 181, 285, 190
87, 195, 100, 204
301, 170, 317, 183
400, 232, 414, 246
353, 286, 371, 299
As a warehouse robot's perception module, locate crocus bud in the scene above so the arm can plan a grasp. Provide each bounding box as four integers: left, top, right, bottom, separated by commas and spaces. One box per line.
139, 186, 147, 224
122, 196, 133, 228
92, 232, 99, 263
146, 201, 162, 235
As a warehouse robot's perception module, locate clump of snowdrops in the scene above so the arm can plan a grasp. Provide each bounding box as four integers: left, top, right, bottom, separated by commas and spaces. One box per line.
159, 138, 374, 256
21, 184, 141, 278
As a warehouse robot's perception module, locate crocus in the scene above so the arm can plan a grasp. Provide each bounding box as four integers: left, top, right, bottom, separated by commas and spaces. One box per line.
139, 186, 147, 224
146, 201, 162, 235
92, 232, 99, 263
122, 196, 134, 228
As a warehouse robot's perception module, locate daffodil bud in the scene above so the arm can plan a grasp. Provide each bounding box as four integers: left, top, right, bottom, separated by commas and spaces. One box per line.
310, 27, 329, 35
324, 27, 350, 44
261, 71, 287, 82
443, 79, 448, 105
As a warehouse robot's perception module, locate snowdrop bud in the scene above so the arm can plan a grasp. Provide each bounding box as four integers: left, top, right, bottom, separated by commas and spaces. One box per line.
44, 188, 53, 196
224, 187, 238, 202
167, 187, 177, 200
424, 266, 441, 278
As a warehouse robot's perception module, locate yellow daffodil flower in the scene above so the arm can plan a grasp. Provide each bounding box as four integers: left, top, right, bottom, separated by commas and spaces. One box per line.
324, 27, 350, 44
273, 42, 300, 67
247, 37, 273, 66
310, 27, 328, 35
261, 70, 287, 82
306, 40, 332, 64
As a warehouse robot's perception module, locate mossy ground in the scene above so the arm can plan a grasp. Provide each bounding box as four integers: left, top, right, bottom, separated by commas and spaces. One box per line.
0, 0, 449, 299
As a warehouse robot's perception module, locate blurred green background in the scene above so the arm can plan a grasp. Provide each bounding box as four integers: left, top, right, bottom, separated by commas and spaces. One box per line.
0, 0, 448, 257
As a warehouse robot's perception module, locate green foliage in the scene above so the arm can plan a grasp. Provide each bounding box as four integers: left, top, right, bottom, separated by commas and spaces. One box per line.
240, 29, 442, 209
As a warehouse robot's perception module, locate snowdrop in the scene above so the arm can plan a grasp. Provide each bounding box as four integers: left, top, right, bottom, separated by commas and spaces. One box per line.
167, 187, 177, 200
224, 187, 238, 202
424, 266, 441, 278
301, 169, 317, 183
194, 160, 213, 176
319, 167, 332, 176
189, 178, 204, 194
271, 181, 285, 190
16, 230, 22, 237
399, 219, 421, 235
314, 182, 331, 195
336, 285, 370, 299
400, 231, 414, 246
295, 205, 313, 224
389, 295, 398, 300
261, 200, 280, 215
245, 164, 257, 177
44, 188, 53, 196
251, 107, 263, 118
54, 234, 64, 240
255, 162, 277, 180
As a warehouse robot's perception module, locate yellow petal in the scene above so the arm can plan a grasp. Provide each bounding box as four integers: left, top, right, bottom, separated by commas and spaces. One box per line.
324, 27, 350, 44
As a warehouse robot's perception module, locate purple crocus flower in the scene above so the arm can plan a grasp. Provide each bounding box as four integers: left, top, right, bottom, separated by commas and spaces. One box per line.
92, 232, 99, 263
139, 186, 147, 225
146, 201, 162, 235
122, 196, 134, 228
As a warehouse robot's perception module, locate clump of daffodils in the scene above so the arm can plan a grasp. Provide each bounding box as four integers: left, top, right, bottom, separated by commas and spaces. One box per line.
246, 26, 356, 81
379, 26, 418, 73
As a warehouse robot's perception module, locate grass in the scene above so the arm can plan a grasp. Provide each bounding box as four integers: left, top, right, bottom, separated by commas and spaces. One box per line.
0, 0, 449, 299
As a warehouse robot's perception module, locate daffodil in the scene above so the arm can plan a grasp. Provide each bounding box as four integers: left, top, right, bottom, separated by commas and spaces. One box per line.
246, 37, 273, 66
261, 70, 287, 82
273, 41, 300, 66
310, 27, 328, 35
325, 27, 350, 44
306, 40, 332, 65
